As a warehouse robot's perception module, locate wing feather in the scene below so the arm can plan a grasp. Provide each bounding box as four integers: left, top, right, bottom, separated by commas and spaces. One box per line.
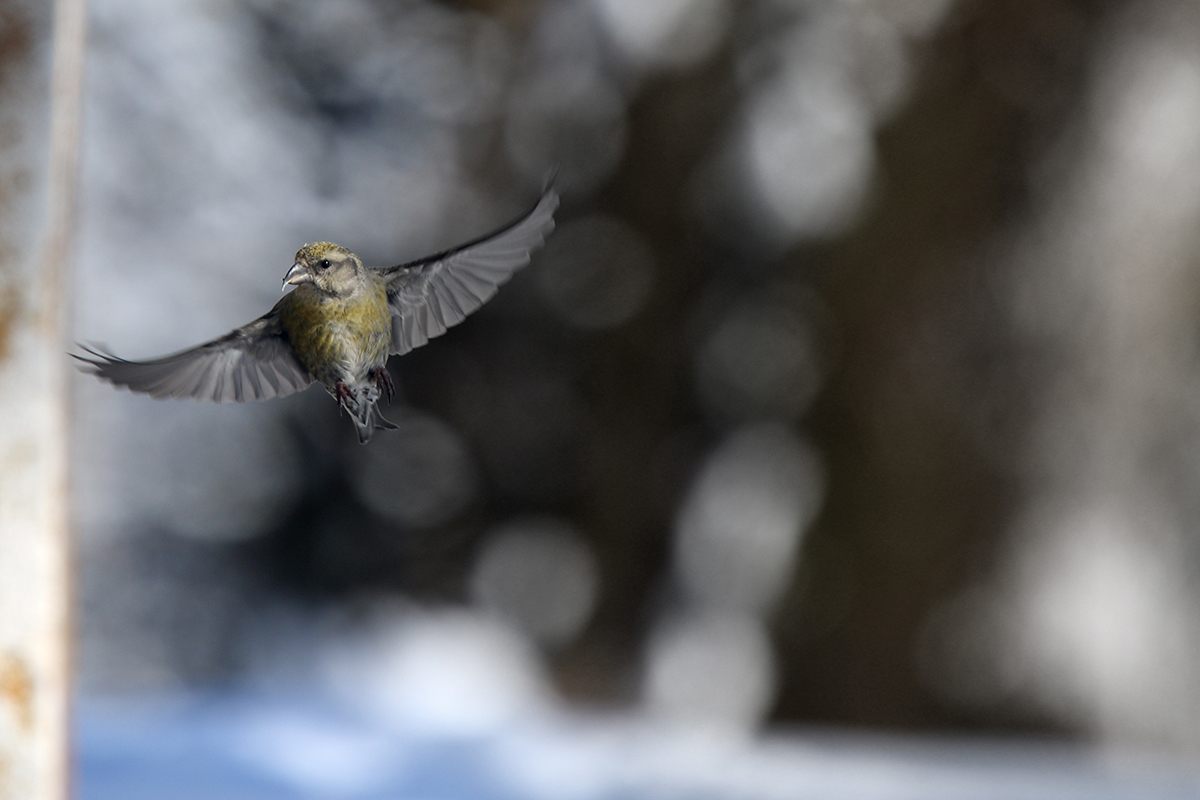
74, 311, 314, 402
243, 360, 264, 399
378, 187, 558, 355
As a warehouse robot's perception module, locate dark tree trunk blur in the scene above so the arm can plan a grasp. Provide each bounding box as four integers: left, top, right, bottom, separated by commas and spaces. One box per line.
771, 0, 1108, 730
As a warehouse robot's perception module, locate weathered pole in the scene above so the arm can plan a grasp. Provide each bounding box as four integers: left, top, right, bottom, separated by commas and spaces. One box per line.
0, 0, 85, 797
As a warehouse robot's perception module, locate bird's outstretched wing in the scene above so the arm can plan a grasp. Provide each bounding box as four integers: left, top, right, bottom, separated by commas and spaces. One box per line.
74, 312, 313, 402
377, 187, 559, 355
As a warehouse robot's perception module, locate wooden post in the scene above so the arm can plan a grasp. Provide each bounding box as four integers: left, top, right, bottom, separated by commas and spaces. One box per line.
0, 0, 85, 798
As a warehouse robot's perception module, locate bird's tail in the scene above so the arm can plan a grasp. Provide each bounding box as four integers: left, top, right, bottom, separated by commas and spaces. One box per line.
351, 401, 399, 444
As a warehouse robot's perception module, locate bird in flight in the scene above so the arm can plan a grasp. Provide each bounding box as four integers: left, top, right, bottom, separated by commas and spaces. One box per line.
77, 188, 559, 443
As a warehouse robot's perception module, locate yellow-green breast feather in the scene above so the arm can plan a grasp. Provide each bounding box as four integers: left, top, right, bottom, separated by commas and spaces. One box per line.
276, 283, 391, 386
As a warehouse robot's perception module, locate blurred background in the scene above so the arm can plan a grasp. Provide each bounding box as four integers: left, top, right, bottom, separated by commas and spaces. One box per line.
67, 0, 1200, 793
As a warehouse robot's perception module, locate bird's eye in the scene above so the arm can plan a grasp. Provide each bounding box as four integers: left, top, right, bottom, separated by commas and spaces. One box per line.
319, 259, 331, 270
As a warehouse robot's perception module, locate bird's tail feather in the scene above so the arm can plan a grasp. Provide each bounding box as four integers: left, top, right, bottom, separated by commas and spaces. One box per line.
352, 401, 398, 444
374, 407, 399, 431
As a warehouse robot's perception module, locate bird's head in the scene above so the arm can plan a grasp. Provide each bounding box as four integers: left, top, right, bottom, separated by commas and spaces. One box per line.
284, 242, 365, 297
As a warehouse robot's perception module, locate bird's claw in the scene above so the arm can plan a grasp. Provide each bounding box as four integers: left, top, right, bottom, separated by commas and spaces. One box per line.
334, 380, 356, 414
373, 366, 394, 403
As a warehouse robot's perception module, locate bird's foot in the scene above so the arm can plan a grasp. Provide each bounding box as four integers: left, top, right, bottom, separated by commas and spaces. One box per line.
373, 366, 394, 403
334, 380, 357, 414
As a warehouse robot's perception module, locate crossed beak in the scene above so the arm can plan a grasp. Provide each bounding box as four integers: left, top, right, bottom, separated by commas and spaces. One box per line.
282, 262, 313, 290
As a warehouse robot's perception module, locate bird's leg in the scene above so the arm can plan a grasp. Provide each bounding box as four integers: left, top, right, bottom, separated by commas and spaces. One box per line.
373, 365, 394, 403
334, 380, 356, 414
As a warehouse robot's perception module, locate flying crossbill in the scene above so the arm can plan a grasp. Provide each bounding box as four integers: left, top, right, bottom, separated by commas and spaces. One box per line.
77, 188, 559, 443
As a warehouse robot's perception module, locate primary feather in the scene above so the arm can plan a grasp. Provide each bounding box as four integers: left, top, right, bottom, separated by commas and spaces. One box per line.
380, 188, 559, 355
74, 313, 313, 402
